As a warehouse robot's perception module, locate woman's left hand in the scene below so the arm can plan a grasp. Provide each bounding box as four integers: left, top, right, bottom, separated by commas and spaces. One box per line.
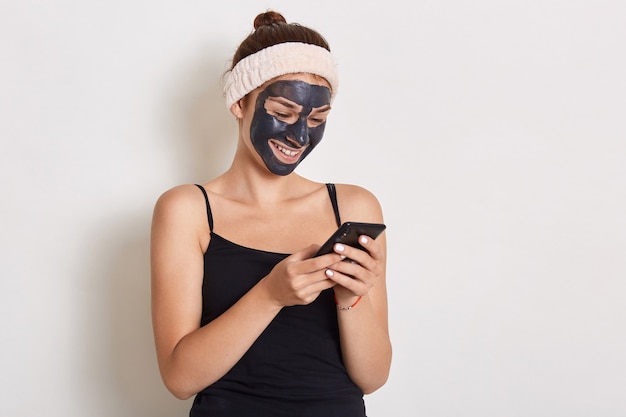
324, 234, 385, 305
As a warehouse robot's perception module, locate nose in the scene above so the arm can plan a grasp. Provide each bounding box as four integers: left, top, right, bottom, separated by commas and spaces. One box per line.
286, 117, 309, 147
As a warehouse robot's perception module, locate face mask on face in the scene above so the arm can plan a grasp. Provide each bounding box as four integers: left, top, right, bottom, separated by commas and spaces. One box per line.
249, 79, 331, 176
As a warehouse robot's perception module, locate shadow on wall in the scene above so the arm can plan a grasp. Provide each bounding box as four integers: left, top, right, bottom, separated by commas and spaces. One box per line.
108, 221, 192, 416
92, 48, 235, 416
168, 43, 237, 183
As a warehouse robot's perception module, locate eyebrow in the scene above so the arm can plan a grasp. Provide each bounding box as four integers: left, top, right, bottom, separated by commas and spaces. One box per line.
310, 104, 331, 113
266, 96, 330, 113
266, 96, 300, 110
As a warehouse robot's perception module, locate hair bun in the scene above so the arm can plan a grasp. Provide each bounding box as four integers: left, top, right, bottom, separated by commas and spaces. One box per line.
253, 11, 287, 29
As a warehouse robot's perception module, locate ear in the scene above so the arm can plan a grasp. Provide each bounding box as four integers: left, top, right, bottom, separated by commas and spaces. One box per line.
230, 100, 244, 119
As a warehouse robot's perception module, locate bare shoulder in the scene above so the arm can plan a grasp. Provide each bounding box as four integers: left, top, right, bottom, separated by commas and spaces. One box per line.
152, 184, 209, 236
154, 184, 204, 212
334, 183, 384, 223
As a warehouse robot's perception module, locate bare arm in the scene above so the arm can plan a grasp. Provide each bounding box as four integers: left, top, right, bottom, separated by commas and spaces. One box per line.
324, 185, 392, 394
150, 185, 341, 399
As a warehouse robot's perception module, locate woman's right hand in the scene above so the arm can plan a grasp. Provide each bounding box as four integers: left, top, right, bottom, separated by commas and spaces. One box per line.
261, 244, 342, 308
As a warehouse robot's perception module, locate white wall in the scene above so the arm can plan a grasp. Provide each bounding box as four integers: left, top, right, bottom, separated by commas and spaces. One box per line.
2, 1, 625, 416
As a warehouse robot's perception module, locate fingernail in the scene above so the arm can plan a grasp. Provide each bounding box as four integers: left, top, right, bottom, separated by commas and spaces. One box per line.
360, 236, 368, 244
325, 269, 334, 277
335, 244, 345, 252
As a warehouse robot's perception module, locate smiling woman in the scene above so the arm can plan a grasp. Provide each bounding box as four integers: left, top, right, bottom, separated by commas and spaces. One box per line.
150, 10, 391, 417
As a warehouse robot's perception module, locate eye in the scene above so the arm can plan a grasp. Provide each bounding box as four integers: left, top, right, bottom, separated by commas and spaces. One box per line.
308, 116, 326, 126
308, 107, 330, 126
269, 109, 294, 121
263, 97, 303, 123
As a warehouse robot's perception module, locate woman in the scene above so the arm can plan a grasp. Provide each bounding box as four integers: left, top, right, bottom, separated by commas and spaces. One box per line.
151, 11, 391, 416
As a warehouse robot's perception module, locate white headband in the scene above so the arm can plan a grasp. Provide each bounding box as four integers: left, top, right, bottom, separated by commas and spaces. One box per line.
223, 42, 338, 110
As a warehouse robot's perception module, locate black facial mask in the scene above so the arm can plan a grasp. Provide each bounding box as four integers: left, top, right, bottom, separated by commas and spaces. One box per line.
250, 80, 331, 176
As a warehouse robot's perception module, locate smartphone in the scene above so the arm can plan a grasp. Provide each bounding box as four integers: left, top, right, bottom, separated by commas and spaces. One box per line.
314, 221, 386, 257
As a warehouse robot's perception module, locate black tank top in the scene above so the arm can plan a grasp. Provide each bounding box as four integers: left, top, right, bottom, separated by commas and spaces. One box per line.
190, 184, 365, 417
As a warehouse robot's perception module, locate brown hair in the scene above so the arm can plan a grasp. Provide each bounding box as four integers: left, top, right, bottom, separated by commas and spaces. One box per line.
230, 10, 330, 70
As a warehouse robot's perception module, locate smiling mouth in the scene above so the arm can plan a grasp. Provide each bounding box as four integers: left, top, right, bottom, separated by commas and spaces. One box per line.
269, 139, 305, 163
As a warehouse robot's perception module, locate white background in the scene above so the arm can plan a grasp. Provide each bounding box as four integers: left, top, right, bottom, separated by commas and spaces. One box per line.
1, 1, 625, 416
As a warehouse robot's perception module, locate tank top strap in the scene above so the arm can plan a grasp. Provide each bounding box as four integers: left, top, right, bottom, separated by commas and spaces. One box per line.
325, 183, 342, 227
194, 184, 214, 231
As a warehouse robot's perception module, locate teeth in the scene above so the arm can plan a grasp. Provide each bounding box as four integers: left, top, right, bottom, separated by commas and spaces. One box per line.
276, 144, 298, 156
